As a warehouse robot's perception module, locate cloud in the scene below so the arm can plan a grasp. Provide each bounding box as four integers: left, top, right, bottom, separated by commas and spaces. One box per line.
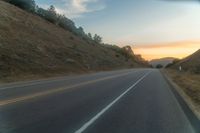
133, 41, 200, 60
57, 0, 106, 18
133, 41, 200, 49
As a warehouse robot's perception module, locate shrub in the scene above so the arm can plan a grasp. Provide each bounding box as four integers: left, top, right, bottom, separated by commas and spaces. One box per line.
194, 65, 200, 74
156, 64, 163, 69
9, 0, 36, 12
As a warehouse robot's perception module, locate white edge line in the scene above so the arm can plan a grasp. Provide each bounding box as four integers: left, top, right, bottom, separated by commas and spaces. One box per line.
74, 71, 151, 133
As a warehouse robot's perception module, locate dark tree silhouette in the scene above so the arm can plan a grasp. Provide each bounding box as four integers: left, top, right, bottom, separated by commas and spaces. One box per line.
87, 33, 92, 39
93, 34, 102, 44
45, 5, 57, 24
9, 0, 36, 12
156, 64, 163, 69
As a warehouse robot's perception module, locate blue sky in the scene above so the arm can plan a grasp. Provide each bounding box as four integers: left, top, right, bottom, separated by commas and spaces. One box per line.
35, 0, 200, 46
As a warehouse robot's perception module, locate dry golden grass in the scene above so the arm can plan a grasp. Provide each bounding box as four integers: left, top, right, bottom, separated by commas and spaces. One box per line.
0, 0, 146, 82
166, 69, 200, 113
172, 49, 200, 74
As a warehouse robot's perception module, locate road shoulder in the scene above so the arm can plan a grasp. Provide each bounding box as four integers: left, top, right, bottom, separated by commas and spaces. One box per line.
162, 70, 200, 132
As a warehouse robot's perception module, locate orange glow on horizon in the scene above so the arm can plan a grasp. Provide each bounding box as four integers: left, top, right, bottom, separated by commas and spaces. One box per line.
133, 41, 200, 61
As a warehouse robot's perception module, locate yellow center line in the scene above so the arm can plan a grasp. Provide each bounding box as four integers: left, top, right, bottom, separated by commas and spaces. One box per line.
0, 72, 134, 106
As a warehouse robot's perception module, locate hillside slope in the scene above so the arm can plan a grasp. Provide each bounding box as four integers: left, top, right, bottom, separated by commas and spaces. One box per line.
150, 57, 177, 68
172, 49, 200, 73
0, 0, 146, 81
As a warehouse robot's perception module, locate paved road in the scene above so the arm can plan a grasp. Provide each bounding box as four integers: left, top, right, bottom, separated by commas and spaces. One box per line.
0, 69, 195, 133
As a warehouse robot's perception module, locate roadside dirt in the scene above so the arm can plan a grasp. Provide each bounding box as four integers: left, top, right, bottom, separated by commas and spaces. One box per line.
164, 69, 200, 119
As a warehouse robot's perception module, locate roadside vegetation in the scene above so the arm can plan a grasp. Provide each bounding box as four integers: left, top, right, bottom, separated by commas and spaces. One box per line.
156, 64, 163, 69
6, 0, 103, 44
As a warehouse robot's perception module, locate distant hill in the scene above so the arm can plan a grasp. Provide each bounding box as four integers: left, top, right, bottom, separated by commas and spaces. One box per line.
172, 49, 200, 74
150, 57, 177, 68
0, 0, 147, 81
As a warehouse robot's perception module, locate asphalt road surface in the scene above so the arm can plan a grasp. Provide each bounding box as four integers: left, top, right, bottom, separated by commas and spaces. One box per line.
0, 69, 196, 133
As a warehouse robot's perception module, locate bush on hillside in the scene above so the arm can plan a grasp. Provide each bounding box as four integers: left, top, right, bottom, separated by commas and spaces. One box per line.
102, 44, 135, 61
45, 5, 57, 24
194, 65, 200, 74
57, 15, 76, 32
93, 34, 102, 44
8, 0, 35, 12
156, 64, 163, 69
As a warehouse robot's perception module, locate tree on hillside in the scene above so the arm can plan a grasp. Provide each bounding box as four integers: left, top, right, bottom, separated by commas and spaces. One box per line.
9, 0, 36, 12
87, 33, 92, 39
35, 7, 47, 17
35, 6, 57, 24
77, 27, 85, 36
93, 34, 102, 44
45, 5, 58, 24
57, 15, 76, 32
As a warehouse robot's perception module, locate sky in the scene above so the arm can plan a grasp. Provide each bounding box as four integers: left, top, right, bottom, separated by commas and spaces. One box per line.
35, 0, 200, 60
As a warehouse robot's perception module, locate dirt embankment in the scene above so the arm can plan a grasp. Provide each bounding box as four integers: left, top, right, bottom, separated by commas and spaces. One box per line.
165, 69, 200, 119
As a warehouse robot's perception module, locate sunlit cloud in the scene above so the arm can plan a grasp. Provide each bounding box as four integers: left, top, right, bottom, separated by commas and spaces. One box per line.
37, 0, 106, 18
58, 0, 106, 18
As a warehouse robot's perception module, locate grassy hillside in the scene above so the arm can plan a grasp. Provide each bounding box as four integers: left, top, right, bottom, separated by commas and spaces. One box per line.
165, 50, 200, 118
0, 0, 146, 82
172, 49, 200, 74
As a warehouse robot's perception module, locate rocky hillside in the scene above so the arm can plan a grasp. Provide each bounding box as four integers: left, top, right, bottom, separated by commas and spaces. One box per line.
0, 0, 146, 81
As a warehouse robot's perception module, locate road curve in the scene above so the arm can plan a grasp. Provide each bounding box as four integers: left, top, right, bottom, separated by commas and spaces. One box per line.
0, 69, 195, 133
